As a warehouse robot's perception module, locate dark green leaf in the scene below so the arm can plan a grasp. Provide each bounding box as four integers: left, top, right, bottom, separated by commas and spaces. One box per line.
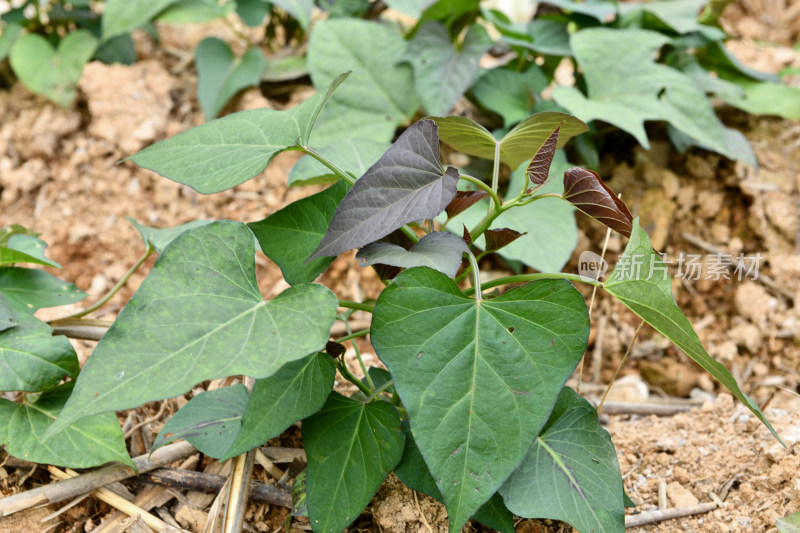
372, 268, 589, 532
563, 167, 633, 238
604, 220, 782, 444
469, 66, 548, 126
432, 112, 587, 171
127, 217, 215, 254
102, 0, 179, 39
0, 382, 132, 468
303, 393, 405, 533
310, 120, 459, 259
288, 139, 391, 187
697, 41, 779, 83
0, 267, 86, 313
500, 387, 624, 533
552, 29, 731, 156
195, 38, 267, 119
221, 353, 335, 460
249, 182, 349, 285
0, 234, 61, 268
153, 384, 249, 457
128, 73, 349, 194
357, 232, 468, 279
47, 222, 338, 435
394, 421, 515, 533
307, 19, 417, 145
0, 313, 78, 392
404, 22, 493, 116
9, 31, 97, 107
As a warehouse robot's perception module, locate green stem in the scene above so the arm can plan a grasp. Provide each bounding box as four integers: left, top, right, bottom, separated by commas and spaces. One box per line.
338, 300, 374, 313
467, 251, 482, 301
400, 225, 421, 243
464, 272, 602, 295
517, 193, 564, 207
459, 173, 502, 208
60, 246, 154, 320
302, 146, 356, 185
345, 321, 374, 390
336, 328, 370, 344
366, 379, 395, 403
490, 142, 501, 203
336, 360, 372, 396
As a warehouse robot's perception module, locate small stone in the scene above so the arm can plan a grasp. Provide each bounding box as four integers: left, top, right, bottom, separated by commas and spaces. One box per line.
667, 481, 699, 507
728, 322, 763, 353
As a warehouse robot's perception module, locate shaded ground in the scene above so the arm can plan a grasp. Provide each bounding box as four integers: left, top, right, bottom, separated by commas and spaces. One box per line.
1, 3, 799, 532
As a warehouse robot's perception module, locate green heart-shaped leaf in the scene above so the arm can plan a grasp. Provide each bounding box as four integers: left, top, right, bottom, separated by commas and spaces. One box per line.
0, 382, 132, 468
500, 387, 624, 532
0, 234, 61, 268
303, 393, 405, 533
9, 30, 97, 107
371, 268, 589, 532
0, 313, 78, 392
48, 222, 338, 435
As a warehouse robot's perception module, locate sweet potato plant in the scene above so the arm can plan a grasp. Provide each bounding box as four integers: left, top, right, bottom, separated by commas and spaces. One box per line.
0, 71, 782, 533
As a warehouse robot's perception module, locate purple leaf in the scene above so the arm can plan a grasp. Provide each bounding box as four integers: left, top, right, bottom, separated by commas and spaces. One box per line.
526, 126, 560, 193
310, 120, 459, 259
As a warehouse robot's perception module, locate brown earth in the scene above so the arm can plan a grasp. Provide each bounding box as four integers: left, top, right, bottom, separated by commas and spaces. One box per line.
1, 3, 800, 532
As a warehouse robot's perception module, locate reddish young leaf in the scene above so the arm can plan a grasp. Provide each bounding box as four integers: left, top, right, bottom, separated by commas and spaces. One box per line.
325, 341, 346, 358
563, 168, 633, 238
526, 126, 560, 193
461, 225, 473, 247
484, 228, 525, 253
445, 190, 489, 218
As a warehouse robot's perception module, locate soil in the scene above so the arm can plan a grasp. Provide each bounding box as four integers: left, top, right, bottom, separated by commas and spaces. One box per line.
1, 2, 800, 533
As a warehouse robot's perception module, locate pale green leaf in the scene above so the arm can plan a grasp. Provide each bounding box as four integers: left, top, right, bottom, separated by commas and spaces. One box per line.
404, 22, 493, 116
127, 217, 215, 254
356, 232, 468, 278
552, 28, 730, 156
196, 38, 267, 119
9, 30, 97, 107
128, 73, 349, 193
307, 19, 417, 145
272, 0, 313, 30
469, 66, 548, 126
156, 0, 235, 23
432, 112, 588, 170
0, 234, 61, 268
